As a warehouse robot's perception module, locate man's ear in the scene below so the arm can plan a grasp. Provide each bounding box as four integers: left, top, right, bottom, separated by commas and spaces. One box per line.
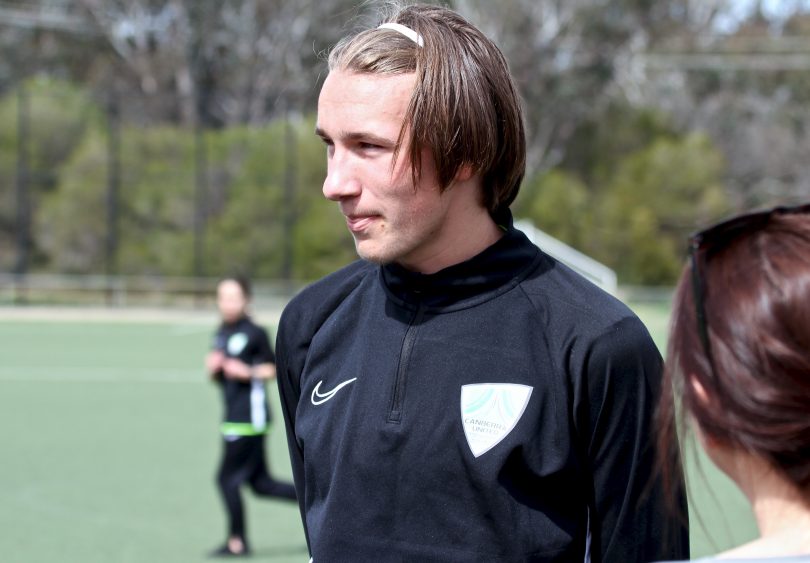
454, 163, 476, 183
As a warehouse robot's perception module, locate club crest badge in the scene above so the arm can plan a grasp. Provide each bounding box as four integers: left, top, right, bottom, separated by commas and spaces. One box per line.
227, 332, 249, 356
461, 383, 533, 457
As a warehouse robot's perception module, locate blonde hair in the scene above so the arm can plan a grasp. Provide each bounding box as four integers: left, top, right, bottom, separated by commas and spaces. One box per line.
328, 3, 526, 215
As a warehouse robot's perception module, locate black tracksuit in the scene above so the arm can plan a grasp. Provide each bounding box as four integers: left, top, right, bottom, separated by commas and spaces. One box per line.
212, 316, 296, 541
276, 221, 689, 562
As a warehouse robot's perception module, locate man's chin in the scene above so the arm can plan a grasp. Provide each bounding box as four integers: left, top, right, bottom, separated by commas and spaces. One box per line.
356, 251, 391, 266
355, 241, 395, 265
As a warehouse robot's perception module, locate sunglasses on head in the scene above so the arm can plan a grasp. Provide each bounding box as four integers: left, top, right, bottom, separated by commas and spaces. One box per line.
688, 202, 810, 377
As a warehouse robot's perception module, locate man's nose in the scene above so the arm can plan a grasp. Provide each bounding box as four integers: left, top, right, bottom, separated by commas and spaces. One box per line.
322, 154, 362, 201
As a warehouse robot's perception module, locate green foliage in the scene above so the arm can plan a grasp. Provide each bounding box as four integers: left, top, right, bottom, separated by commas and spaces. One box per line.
120, 127, 197, 276
33, 99, 730, 285
0, 94, 16, 268
206, 116, 355, 281
599, 133, 728, 284
37, 112, 356, 280
287, 118, 357, 280
205, 126, 286, 278
517, 170, 593, 251
292, 196, 358, 281
562, 104, 678, 187
13, 78, 730, 286
37, 130, 107, 273
10, 78, 98, 187
0, 78, 98, 270
11, 77, 730, 287
516, 107, 730, 285
39, 125, 197, 275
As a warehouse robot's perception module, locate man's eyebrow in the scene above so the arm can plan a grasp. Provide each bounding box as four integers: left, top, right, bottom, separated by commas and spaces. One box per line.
314, 127, 396, 146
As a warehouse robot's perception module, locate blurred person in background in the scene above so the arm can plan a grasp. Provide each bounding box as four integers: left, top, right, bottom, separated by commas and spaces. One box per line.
657, 203, 810, 561
206, 276, 296, 557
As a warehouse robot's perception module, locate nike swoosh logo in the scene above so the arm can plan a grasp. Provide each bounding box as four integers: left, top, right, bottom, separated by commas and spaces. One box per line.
310, 378, 357, 406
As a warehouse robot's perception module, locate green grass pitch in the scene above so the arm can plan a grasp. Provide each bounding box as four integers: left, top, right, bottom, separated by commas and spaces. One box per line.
0, 317, 307, 563
0, 304, 757, 562
630, 301, 759, 557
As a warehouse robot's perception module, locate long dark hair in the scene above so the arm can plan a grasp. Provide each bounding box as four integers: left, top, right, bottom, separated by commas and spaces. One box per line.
657, 212, 810, 502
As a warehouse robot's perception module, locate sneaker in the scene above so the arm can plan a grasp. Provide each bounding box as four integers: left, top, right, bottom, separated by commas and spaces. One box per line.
208, 542, 250, 558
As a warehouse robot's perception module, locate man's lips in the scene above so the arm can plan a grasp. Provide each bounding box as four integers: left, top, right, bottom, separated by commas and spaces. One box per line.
345, 215, 380, 232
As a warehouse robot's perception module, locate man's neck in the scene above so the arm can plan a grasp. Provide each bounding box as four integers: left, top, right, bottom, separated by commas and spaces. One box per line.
396, 171, 506, 275
399, 206, 504, 275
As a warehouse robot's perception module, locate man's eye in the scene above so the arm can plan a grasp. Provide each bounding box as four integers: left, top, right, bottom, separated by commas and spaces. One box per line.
358, 142, 381, 150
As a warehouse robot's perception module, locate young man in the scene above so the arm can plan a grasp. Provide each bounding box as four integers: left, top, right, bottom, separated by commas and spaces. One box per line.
207, 276, 296, 557
276, 5, 689, 561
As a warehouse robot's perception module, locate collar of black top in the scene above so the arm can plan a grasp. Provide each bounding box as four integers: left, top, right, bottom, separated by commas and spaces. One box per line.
380, 211, 544, 311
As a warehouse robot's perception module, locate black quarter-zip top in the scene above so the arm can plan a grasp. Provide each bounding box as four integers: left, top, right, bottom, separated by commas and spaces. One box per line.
388, 304, 426, 424
276, 215, 689, 562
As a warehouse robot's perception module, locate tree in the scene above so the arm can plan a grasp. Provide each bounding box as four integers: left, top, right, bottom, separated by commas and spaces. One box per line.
39, 124, 197, 274
205, 116, 356, 281
626, 1, 810, 208
0, 78, 96, 271
38, 112, 356, 279
514, 105, 730, 285
515, 170, 592, 251
75, 0, 365, 127
452, 0, 663, 175
6, 0, 808, 283
597, 133, 729, 284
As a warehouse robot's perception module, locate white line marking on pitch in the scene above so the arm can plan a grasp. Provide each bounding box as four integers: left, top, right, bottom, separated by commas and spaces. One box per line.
0, 366, 202, 384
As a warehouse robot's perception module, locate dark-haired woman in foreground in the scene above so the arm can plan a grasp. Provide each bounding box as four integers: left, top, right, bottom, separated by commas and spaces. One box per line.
658, 203, 810, 561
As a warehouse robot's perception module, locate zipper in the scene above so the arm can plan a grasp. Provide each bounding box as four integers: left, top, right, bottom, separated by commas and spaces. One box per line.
387, 304, 426, 423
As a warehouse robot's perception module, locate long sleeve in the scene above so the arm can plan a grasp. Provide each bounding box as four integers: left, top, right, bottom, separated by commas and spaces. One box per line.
575, 316, 689, 562
273, 260, 373, 559
275, 306, 312, 555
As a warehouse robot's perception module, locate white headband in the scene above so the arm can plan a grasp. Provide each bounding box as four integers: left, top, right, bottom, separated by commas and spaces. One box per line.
377, 22, 424, 47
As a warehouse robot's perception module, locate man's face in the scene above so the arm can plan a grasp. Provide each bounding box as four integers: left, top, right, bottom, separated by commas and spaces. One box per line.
316, 70, 454, 270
